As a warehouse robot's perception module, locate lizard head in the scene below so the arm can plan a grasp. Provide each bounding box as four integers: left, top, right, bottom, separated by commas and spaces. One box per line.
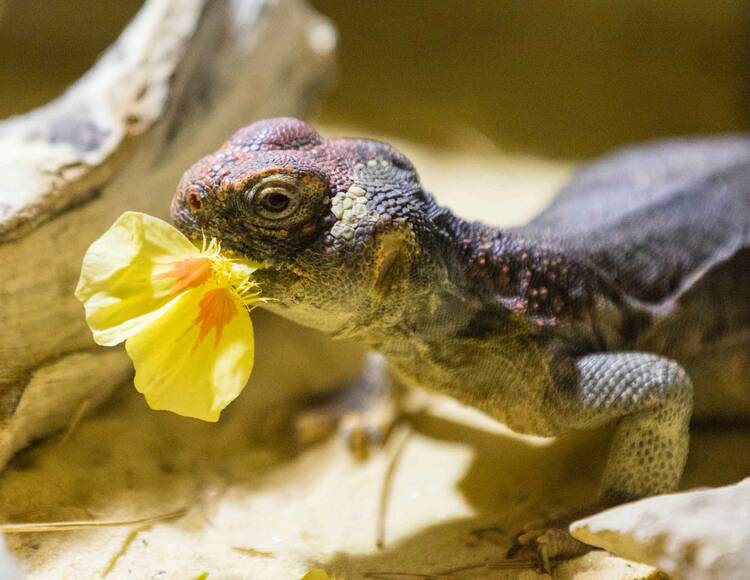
171, 118, 437, 335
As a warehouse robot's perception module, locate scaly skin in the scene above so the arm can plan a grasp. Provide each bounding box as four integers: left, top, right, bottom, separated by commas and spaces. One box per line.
171, 118, 750, 564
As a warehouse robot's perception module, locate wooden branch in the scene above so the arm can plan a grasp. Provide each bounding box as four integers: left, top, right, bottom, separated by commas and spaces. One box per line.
0, 0, 336, 466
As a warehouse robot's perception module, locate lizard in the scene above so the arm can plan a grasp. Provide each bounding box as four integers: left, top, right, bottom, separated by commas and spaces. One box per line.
170, 117, 750, 566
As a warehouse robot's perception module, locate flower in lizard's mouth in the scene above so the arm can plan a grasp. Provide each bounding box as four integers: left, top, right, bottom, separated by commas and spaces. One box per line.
75, 211, 263, 421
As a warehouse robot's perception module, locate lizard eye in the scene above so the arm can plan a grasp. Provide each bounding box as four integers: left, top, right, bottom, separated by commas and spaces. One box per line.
250, 177, 300, 220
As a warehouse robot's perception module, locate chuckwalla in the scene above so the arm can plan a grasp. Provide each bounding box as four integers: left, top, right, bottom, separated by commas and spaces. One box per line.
171, 118, 750, 563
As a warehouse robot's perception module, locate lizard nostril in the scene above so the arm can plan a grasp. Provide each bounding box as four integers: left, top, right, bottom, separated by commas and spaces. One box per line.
188, 192, 202, 210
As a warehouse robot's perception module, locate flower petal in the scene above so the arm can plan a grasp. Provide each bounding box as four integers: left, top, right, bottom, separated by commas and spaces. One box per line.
75, 211, 202, 346
125, 282, 254, 422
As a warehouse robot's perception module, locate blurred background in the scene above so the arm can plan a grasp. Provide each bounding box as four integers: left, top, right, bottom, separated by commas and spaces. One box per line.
1, 0, 749, 159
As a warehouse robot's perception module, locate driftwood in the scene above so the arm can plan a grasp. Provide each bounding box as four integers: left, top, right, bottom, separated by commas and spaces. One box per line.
572, 478, 750, 579
0, 0, 335, 466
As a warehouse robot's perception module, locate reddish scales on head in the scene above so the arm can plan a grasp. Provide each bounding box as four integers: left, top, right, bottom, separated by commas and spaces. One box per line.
171, 117, 594, 330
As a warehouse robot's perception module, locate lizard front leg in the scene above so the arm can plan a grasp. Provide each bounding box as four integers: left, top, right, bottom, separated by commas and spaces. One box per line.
510, 351, 693, 567
294, 352, 402, 460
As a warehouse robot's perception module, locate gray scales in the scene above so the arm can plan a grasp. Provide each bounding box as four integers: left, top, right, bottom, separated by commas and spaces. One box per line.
171, 118, 750, 566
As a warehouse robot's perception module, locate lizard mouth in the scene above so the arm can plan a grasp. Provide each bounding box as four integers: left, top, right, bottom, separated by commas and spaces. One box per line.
246, 261, 303, 299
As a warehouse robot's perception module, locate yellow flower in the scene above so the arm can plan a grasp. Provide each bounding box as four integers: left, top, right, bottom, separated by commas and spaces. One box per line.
75, 211, 261, 421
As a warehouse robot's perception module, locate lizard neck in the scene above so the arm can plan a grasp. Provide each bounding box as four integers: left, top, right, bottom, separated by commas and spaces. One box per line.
422, 202, 592, 326
346, 197, 594, 346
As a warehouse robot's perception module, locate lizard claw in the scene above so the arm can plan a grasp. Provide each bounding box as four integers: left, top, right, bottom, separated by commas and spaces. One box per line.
506, 519, 594, 573
294, 353, 400, 461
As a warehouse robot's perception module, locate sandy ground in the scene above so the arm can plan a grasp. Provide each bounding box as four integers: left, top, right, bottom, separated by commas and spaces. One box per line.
2, 131, 750, 579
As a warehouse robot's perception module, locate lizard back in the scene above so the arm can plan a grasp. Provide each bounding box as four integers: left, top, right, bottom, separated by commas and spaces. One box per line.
518, 136, 750, 316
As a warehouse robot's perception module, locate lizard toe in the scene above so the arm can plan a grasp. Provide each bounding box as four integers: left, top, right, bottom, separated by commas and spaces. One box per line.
505, 514, 597, 572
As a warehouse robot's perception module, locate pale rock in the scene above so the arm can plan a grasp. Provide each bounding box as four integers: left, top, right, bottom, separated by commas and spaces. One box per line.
571, 478, 750, 580
0, 536, 21, 580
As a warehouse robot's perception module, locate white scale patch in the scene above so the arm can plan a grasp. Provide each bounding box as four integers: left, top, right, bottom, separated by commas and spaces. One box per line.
328, 161, 383, 240
329, 160, 391, 240
330, 185, 367, 240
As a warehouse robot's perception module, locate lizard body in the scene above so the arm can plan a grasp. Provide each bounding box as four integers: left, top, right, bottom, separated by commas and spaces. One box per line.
171, 118, 750, 558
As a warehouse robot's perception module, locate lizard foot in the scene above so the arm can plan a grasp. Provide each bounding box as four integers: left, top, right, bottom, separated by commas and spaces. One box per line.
503, 510, 600, 573
294, 353, 401, 461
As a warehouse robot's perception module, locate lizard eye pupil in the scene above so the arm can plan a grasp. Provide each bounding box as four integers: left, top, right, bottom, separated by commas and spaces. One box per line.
264, 192, 290, 212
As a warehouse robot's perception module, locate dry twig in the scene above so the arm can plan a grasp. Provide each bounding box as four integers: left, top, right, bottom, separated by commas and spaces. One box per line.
55, 398, 92, 449
0, 507, 186, 533
376, 425, 413, 549
232, 546, 275, 558
101, 527, 143, 577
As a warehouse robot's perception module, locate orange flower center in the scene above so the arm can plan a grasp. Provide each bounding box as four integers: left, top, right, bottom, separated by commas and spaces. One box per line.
154, 257, 213, 295
193, 287, 238, 348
